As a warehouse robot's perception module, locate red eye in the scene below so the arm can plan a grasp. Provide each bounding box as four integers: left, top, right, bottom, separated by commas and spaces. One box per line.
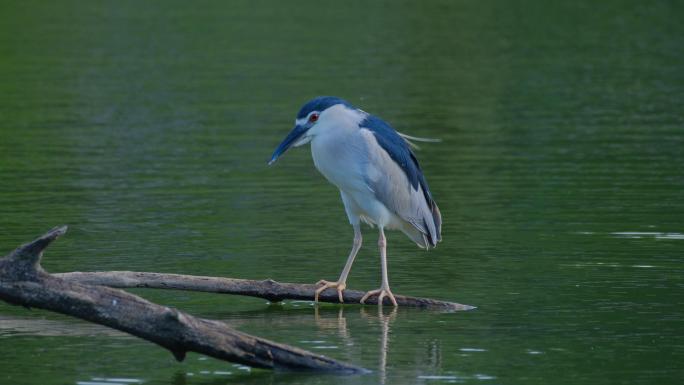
309, 113, 318, 123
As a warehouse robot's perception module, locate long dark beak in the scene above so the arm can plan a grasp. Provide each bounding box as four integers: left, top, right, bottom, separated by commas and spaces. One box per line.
268, 124, 308, 165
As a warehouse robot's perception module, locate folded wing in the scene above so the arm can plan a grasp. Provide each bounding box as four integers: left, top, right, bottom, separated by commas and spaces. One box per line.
359, 115, 442, 248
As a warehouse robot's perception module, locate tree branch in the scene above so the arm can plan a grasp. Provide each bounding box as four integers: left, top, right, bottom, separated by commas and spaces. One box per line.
0, 227, 364, 373
56, 271, 475, 311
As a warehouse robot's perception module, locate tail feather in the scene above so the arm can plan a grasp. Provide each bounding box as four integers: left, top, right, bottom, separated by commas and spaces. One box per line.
402, 223, 430, 249
403, 201, 442, 249
431, 203, 442, 243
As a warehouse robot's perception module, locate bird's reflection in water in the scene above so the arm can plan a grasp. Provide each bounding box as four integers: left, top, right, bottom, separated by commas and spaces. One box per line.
361, 306, 397, 385
313, 305, 397, 384
202, 303, 444, 384
313, 304, 350, 340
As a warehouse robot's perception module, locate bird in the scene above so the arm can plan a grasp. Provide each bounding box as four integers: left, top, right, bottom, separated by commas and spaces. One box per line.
268, 96, 441, 306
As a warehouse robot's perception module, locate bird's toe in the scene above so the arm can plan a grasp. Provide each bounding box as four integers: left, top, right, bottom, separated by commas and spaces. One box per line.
360, 289, 381, 304
386, 289, 398, 306
336, 283, 347, 303
314, 280, 347, 303
360, 287, 398, 306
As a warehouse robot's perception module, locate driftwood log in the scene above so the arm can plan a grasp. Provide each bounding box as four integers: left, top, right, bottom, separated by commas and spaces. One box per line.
0, 226, 364, 373
56, 271, 475, 311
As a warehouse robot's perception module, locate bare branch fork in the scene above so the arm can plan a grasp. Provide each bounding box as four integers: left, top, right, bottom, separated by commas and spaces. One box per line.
0, 226, 364, 373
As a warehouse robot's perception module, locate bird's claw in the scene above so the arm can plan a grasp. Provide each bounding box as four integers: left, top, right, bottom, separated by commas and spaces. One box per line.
360, 286, 398, 306
315, 280, 347, 303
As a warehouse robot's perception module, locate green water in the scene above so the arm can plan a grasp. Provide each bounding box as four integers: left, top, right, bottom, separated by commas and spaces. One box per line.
1, 1, 683, 384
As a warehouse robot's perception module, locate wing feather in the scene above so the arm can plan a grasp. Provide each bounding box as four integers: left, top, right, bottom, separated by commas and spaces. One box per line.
358, 116, 442, 247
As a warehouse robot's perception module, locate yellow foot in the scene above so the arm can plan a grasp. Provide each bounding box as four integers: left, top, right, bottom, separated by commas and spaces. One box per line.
360, 286, 398, 306
315, 280, 347, 303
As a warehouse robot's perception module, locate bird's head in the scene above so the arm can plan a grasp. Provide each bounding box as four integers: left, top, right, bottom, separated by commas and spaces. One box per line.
268, 96, 356, 165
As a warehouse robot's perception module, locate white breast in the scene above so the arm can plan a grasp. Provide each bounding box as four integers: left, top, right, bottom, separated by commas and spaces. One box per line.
308, 105, 369, 192
310, 128, 366, 192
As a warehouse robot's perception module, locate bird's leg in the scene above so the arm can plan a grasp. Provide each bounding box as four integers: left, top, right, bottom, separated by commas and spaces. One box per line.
315, 224, 362, 303
361, 227, 398, 306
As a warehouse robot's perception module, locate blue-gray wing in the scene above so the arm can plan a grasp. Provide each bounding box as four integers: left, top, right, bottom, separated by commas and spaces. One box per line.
359, 115, 441, 247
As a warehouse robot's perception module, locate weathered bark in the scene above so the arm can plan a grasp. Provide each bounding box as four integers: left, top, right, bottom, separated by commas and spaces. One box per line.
56, 271, 475, 311
0, 227, 364, 373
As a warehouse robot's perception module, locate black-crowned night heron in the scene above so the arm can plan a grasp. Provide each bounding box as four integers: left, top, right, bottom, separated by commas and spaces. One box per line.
268, 96, 441, 306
